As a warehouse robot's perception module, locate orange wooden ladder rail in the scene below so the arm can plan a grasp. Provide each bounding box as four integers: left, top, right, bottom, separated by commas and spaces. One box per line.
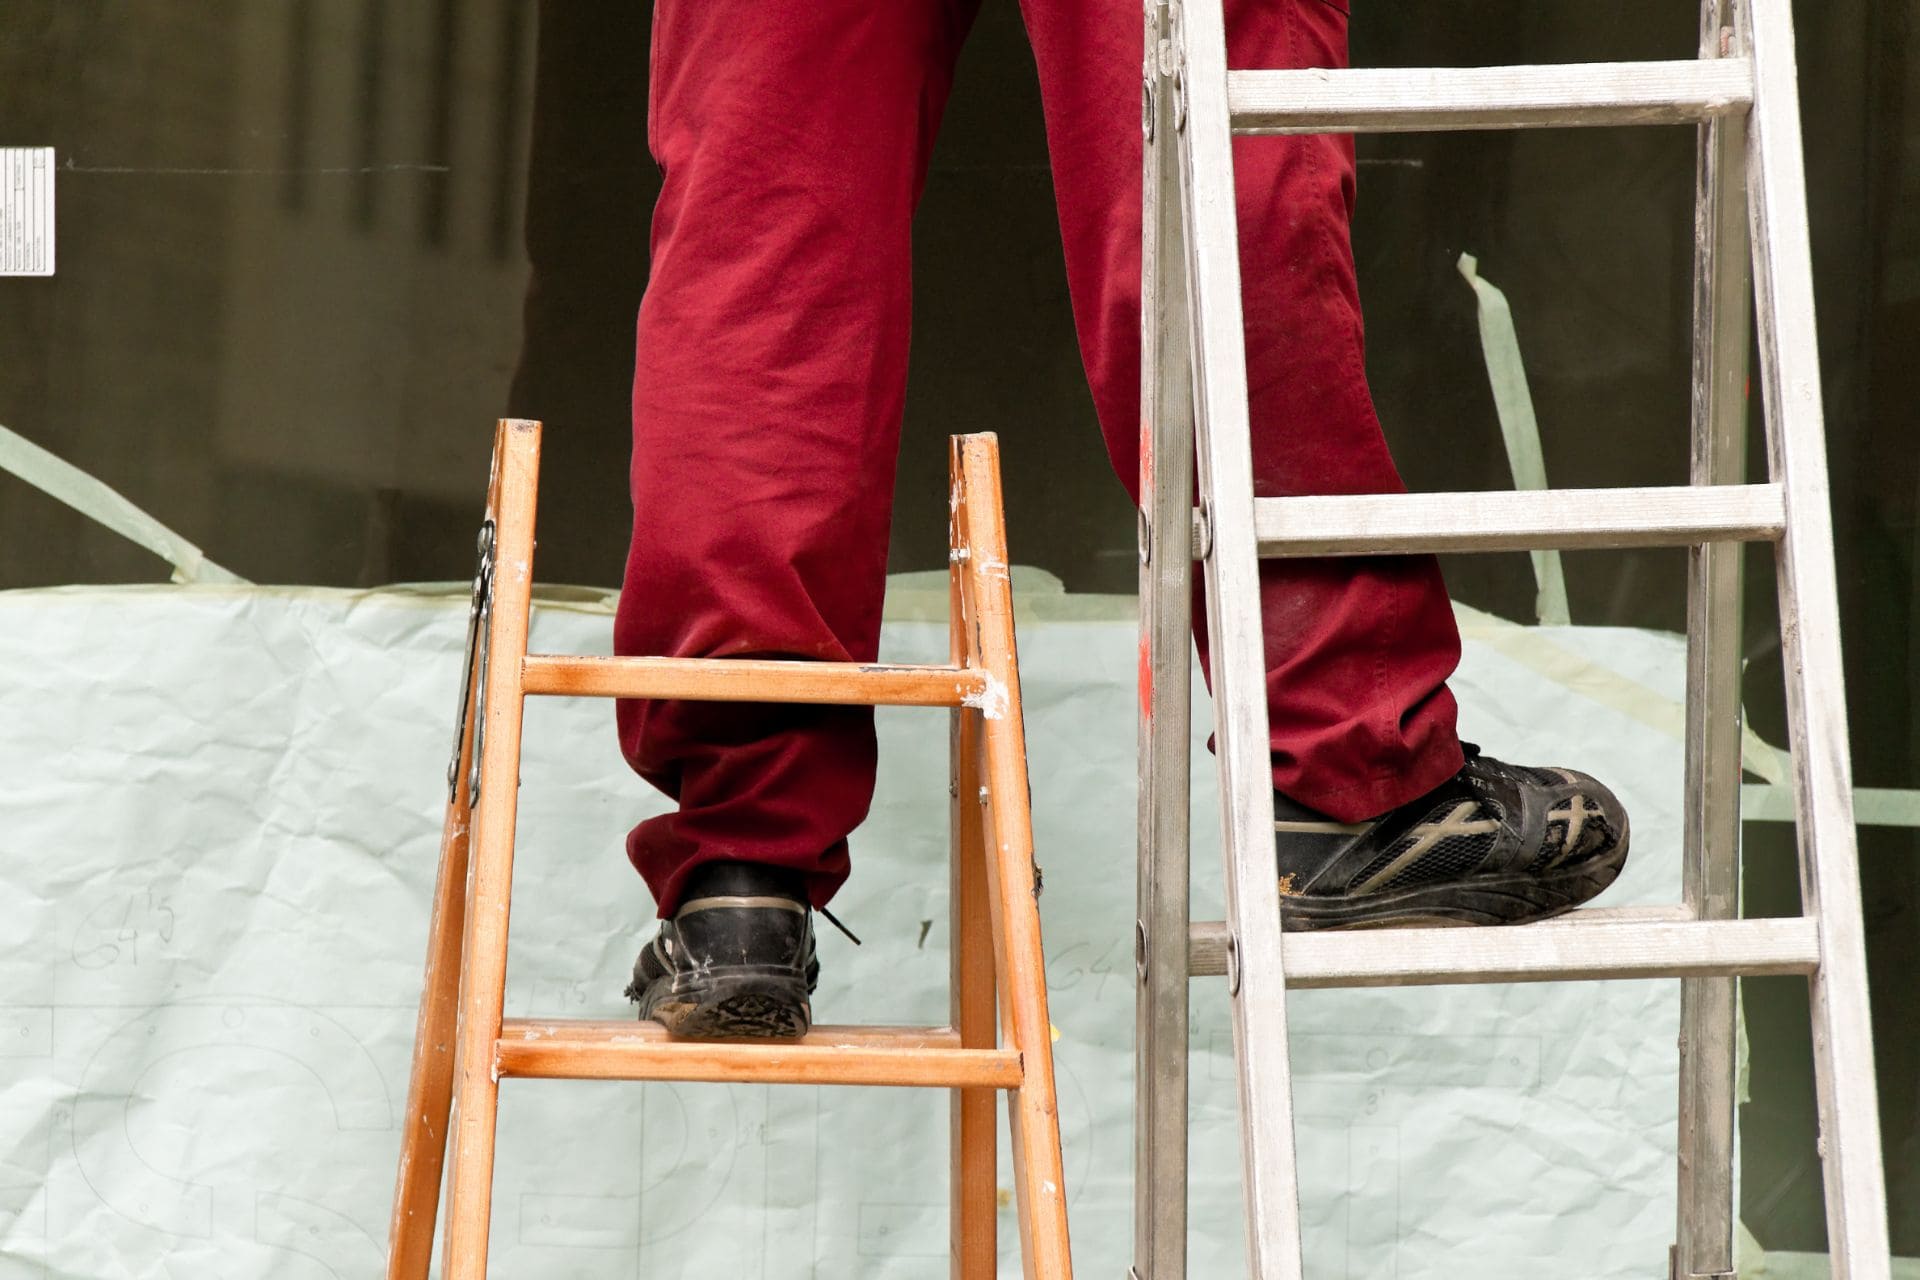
385, 419, 1073, 1280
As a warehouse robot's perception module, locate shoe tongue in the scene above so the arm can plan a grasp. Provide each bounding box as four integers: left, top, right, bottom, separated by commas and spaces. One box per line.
1271, 789, 1342, 823
683, 859, 809, 903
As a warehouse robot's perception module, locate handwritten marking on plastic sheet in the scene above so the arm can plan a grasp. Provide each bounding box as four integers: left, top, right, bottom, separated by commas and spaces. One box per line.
71, 891, 176, 969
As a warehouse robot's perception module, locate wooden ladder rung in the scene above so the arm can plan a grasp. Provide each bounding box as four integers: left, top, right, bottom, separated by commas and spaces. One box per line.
494, 1019, 1023, 1088
1186, 915, 1821, 987
520, 654, 994, 708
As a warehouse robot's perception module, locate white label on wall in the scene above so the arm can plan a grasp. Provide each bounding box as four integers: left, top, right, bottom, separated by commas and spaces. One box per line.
0, 148, 56, 277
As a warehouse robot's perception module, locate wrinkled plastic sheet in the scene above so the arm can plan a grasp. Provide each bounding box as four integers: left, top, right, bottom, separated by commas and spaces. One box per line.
0, 575, 1696, 1278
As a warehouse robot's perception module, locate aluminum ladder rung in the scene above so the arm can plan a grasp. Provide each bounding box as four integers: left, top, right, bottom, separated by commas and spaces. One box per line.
1228, 59, 1753, 135
1192, 483, 1785, 559
494, 1019, 1023, 1088
1185, 914, 1820, 988
520, 653, 991, 707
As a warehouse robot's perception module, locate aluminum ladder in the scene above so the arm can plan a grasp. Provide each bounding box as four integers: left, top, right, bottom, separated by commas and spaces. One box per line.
1132, 2, 1891, 1277
387, 420, 1073, 1279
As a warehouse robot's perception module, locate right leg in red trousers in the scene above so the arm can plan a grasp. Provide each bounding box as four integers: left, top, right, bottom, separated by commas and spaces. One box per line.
617, 1, 980, 916
1019, 0, 1465, 822
1018, 0, 1628, 935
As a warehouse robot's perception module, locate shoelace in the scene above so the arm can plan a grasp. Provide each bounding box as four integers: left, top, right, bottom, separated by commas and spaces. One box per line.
818, 905, 862, 946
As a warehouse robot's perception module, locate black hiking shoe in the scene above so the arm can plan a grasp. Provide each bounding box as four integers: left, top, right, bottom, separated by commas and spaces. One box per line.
1273, 744, 1629, 931
626, 861, 818, 1039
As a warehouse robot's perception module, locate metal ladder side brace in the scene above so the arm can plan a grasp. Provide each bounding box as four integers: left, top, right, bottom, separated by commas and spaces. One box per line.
1170, 0, 1308, 1277
1743, 0, 1890, 1273
1133, 0, 1198, 1277
1674, 2, 1751, 1277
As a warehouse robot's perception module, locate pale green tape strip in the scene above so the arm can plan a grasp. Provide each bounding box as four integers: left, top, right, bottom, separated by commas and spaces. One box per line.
1742, 784, 1920, 827
1454, 602, 1790, 784
5, 443, 1914, 830
1449, 260, 1920, 826
0, 422, 247, 584
1738, 1221, 1920, 1278
1458, 601, 1920, 825
1458, 253, 1571, 627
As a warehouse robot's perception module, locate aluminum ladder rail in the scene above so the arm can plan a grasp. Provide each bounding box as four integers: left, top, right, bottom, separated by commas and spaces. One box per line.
1132, 2, 1891, 1278
387, 420, 1074, 1279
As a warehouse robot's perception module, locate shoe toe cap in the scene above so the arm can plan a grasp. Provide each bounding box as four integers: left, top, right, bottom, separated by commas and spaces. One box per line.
1541, 768, 1630, 867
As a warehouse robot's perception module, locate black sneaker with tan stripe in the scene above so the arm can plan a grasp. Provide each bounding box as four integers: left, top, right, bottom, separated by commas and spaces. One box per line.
626, 861, 818, 1039
1272, 744, 1629, 931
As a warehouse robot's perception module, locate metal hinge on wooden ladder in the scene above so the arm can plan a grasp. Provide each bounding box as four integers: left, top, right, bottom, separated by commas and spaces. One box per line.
1133, 1, 1891, 1278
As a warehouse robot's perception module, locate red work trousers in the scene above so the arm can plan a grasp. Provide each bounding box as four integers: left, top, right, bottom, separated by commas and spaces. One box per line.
617, 0, 1465, 914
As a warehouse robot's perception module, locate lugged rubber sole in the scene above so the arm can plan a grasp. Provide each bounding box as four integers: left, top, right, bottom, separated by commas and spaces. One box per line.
631, 966, 813, 1040
1278, 836, 1631, 933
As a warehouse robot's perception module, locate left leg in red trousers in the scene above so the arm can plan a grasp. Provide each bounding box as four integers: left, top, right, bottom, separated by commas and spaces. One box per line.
617, 0, 983, 915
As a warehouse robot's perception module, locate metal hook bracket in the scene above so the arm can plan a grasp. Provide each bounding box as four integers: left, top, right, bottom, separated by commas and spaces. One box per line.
447, 519, 496, 806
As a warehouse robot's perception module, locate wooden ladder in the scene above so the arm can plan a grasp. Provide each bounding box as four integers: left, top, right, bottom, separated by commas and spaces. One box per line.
386, 420, 1073, 1279
1132, 1, 1891, 1277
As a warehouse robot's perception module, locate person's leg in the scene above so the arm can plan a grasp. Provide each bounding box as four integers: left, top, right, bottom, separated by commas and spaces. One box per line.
1020, 0, 1630, 930
1020, 0, 1464, 822
620, 0, 980, 919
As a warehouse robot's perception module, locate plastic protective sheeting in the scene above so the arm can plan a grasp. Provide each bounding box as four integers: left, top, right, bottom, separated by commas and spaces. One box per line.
0, 574, 1692, 1278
